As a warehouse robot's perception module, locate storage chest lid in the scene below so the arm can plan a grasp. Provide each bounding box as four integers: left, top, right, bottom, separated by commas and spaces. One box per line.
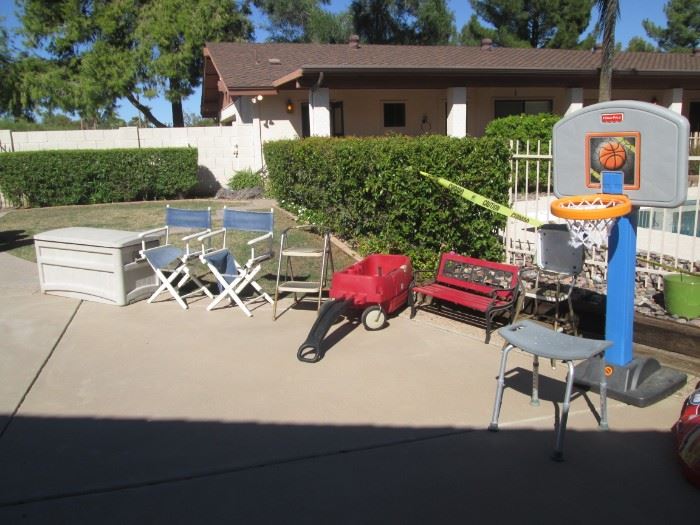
34, 227, 147, 248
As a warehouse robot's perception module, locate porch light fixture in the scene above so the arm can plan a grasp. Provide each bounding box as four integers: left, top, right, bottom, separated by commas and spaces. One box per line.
252, 94, 263, 104
286, 99, 294, 113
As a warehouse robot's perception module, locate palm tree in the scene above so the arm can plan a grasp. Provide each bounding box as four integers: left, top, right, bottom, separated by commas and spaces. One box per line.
596, 0, 621, 102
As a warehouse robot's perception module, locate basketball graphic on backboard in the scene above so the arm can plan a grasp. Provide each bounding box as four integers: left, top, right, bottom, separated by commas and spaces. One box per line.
585, 133, 640, 190
598, 141, 627, 170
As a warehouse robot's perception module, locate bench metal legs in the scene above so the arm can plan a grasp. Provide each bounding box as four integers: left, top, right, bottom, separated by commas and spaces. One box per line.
488, 343, 609, 461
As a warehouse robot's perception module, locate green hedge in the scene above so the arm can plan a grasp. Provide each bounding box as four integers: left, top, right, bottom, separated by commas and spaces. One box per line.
265, 135, 511, 272
0, 148, 198, 207
484, 113, 560, 144
485, 113, 560, 192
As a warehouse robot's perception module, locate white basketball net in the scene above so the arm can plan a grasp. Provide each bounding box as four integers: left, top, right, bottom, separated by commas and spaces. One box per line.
558, 197, 621, 250
564, 217, 616, 249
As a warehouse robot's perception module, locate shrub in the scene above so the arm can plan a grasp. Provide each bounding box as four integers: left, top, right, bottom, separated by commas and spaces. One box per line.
484, 113, 560, 144
0, 147, 198, 207
227, 167, 265, 191
264, 135, 511, 272
485, 114, 560, 192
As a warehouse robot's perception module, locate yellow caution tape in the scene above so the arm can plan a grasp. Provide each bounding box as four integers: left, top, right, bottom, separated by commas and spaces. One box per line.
419, 170, 544, 227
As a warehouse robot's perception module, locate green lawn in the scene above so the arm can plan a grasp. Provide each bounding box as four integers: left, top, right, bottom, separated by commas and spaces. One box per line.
0, 200, 356, 295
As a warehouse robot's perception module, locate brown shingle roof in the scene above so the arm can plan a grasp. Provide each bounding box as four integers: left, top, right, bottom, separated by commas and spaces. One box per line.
204, 42, 700, 92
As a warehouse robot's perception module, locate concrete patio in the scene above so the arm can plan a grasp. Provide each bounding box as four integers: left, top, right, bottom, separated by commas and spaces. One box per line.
0, 250, 697, 523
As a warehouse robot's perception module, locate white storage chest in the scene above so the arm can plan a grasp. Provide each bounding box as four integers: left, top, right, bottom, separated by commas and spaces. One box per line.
34, 227, 159, 306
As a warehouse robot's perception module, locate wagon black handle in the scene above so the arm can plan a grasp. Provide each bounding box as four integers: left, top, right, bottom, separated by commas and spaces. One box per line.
297, 299, 351, 363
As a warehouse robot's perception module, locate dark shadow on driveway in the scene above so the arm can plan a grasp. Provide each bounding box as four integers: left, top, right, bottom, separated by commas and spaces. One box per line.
0, 416, 695, 523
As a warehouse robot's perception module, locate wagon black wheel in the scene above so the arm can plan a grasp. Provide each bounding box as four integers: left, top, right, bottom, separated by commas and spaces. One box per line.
362, 306, 386, 331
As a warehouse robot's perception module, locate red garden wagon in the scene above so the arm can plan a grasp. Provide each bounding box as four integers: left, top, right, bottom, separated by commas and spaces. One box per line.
297, 254, 413, 363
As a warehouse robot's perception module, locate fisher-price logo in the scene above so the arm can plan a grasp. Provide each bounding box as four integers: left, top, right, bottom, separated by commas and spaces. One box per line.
601, 113, 624, 123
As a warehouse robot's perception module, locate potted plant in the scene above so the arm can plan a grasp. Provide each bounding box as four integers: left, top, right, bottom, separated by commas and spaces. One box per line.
639, 257, 700, 319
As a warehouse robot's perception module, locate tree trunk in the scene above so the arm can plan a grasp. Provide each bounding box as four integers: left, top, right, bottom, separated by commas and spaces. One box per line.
597, 0, 619, 102
598, 28, 615, 102
125, 93, 167, 128
172, 99, 184, 128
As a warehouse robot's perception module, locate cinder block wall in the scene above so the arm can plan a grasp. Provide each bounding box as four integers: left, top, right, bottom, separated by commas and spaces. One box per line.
0, 126, 258, 195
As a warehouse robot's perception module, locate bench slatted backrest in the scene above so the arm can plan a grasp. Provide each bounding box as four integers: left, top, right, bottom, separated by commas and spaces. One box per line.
436, 252, 518, 297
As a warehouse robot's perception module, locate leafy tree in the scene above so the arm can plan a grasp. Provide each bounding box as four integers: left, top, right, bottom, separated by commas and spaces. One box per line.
136, 0, 253, 127
409, 0, 455, 45
17, 0, 253, 128
254, 0, 352, 43
306, 8, 354, 43
643, 0, 700, 52
459, 15, 492, 46
595, 0, 620, 102
626, 36, 656, 52
255, 0, 454, 45
350, 0, 454, 45
351, 0, 411, 43
0, 17, 32, 119
0, 19, 14, 116
462, 0, 595, 48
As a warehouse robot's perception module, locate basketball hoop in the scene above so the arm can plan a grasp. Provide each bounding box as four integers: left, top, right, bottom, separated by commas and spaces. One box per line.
550, 194, 632, 249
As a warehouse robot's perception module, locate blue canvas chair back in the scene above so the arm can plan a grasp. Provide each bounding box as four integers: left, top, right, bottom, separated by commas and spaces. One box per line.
223, 208, 273, 233
166, 206, 212, 230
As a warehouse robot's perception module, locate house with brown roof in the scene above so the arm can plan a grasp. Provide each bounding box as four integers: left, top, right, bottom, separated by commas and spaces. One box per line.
201, 38, 700, 170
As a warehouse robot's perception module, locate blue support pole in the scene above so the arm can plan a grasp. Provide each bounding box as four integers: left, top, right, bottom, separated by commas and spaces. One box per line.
604, 209, 638, 366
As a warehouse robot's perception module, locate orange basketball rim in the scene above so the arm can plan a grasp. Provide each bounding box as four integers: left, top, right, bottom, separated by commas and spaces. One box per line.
551, 194, 633, 220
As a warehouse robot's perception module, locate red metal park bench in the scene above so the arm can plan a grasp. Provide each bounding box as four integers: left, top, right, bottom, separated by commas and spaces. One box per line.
409, 252, 521, 344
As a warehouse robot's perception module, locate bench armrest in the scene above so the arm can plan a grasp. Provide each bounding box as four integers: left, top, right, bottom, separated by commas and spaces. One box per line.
490, 282, 519, 302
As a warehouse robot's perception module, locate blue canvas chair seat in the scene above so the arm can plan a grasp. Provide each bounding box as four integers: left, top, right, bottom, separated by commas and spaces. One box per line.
143, 246, 183, 270
198, 207, 274, 316
206, 249, 239, 288
139, 206, 214, 310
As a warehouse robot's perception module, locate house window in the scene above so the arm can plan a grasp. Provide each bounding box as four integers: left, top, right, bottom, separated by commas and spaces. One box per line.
331, 101, 344, 137
384, 102, 406, 127
494, 99, 553, 118
689, 102, 700, 133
